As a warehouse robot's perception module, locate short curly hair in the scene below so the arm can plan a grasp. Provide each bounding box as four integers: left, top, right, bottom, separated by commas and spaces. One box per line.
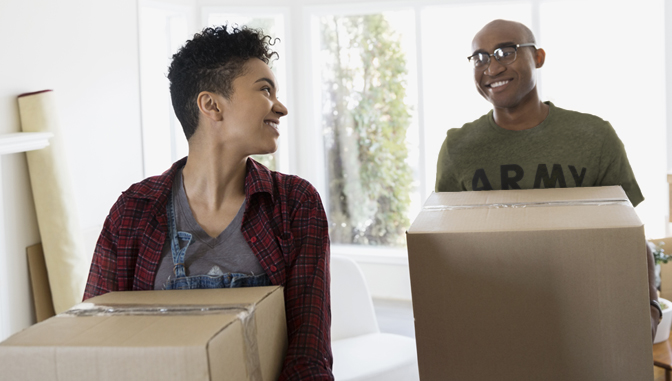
167, 25, 278, 140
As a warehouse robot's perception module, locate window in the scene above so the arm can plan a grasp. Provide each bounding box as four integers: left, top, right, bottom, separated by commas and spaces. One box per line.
540, 0, 666, 237
419, 4, 533, 201
139, 0, 668, 252
309, 1, 667, 251
314, 9, 418, 246
138, 1, 191, 177
139, 5, 290, 175
204, 8, 290, 172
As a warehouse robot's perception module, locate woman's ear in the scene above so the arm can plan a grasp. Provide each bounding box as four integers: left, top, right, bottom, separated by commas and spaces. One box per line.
534, 48, 546, 68
196, 91, 224, 122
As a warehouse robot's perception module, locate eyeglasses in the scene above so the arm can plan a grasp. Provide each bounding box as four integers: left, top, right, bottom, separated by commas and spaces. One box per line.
467, 43, 537, 70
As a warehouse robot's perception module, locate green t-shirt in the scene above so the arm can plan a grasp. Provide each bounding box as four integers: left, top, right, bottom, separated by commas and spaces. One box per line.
435, 102, 644, 206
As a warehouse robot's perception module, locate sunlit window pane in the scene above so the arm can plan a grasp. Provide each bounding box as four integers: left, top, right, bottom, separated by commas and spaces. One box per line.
139, 5, 189, 177
540, 0, 665, 237
316, 10, 418, 246
207, 12, 288, 172
420, 3, 533, 201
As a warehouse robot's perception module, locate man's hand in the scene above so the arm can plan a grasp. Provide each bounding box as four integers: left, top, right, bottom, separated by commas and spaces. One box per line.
652, 305, 660, 341
647, 243, 661, 342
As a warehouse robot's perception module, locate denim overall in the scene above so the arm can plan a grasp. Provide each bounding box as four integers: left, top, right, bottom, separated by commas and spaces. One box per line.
163, 192, 271, 290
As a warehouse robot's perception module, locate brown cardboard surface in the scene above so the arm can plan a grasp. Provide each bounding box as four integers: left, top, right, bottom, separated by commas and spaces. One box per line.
209, 318, 247, 381
26, 243, 56, 322
407, 187, 652, 381
85, 286, 276, 306
421, 185, 628, 208
253, 283, 289, 379
0, 286, 287, 381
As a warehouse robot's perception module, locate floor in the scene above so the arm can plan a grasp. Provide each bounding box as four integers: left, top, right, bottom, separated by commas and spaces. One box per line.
372, 298, 665, 379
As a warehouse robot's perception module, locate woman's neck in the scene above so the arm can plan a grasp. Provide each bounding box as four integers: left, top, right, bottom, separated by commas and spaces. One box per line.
181, 136, 247, 211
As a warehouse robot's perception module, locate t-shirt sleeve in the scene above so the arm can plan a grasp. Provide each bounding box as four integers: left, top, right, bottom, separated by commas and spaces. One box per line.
435, 133, 462, 192
597, 122, 644, 207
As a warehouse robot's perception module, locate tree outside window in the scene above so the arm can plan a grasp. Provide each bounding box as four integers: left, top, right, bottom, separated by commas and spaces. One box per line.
319, 13, 414, 246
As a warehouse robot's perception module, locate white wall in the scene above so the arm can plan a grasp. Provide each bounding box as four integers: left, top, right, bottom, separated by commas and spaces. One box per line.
0, 0, 144, 337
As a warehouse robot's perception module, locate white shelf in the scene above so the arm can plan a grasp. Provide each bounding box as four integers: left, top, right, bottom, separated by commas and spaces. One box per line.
0, 132, 53, 155
0, 131, 52, 341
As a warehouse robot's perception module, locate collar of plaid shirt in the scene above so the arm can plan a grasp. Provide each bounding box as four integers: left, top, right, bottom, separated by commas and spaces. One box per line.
120, 156, 291, 288
123, 156, 276, 209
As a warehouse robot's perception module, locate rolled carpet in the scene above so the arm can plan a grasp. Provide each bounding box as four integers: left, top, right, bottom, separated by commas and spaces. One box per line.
18, 90, 88, 314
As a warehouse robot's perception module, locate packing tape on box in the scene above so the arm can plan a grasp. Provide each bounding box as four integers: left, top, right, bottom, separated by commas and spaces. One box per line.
61, 303, 263, 381
423, 199, 630, 211
61, 303, 251, 316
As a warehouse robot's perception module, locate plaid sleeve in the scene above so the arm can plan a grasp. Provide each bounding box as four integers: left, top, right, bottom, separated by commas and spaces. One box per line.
83, 203, 122, 300
278, 188, 333, 381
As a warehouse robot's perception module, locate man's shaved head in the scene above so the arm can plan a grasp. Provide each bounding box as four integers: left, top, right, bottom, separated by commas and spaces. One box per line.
473, 19, 536, 48
471, 19, 544, 113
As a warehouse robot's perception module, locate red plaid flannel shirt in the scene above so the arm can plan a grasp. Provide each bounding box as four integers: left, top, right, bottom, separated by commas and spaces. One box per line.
84, 157, 333, 380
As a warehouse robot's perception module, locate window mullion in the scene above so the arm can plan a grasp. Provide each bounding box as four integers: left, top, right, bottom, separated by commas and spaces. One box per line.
414, 5, 427, 205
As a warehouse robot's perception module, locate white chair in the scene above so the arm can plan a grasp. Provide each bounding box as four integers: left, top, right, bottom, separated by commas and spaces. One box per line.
330, 254, 420, 381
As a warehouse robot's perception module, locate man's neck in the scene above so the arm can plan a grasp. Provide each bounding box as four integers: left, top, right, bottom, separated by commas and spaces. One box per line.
492, 98, 549, 131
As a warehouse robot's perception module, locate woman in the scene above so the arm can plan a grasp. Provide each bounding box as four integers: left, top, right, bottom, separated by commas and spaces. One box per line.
84, 25, 333, 380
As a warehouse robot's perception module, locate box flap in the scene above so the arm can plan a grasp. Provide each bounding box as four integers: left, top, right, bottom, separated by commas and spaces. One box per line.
1, 312, 239, 348
2, 287, 283, 348
84, 286, 279, 306
423, 186, 628, 208
409, 187, 640, 234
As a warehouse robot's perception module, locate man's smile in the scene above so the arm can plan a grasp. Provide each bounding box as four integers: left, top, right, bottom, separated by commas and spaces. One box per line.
487, 79, 511, 88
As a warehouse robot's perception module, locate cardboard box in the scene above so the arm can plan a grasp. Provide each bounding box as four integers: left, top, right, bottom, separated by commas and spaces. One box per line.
407, 186, 652, 381
26, 243, 56, 323
667, 174, 672, 222
0, 286, 287, 381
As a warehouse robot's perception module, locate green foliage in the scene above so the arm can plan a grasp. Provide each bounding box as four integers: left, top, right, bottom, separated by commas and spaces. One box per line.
652, 241, 671, 264
320, 14, 413, 246
251, 154, 275, 171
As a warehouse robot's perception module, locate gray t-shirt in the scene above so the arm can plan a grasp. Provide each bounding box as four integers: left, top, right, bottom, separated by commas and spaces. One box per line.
435, 102, 644, 206
153, 169, 265, 290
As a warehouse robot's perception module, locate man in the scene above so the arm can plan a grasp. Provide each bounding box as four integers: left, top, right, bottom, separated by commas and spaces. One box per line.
84, 25, 333, 380
435, 19, 661, 339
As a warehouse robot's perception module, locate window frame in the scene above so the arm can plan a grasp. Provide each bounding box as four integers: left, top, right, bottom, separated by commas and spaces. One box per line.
306, 3, 425, 263
139, 0, 671, 265
201, 6, 294, 174
138, 0, 195, 178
